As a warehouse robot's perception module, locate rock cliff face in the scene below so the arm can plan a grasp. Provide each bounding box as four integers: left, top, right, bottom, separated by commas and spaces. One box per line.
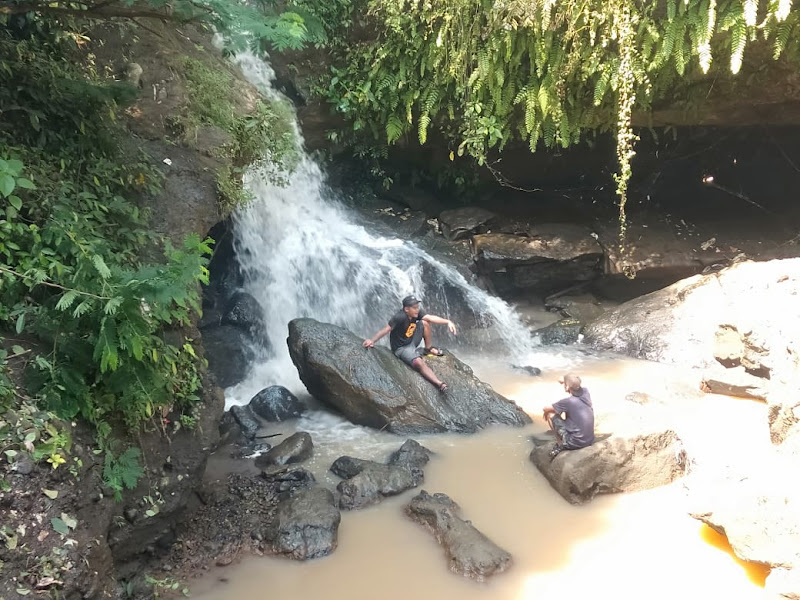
0, 22, 263, 600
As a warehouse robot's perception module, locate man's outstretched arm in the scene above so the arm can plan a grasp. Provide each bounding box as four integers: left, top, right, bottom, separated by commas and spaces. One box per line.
363, 324, 392, 348
422, 314, 457, 335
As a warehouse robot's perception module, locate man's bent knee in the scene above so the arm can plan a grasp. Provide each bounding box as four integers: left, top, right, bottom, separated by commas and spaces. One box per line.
410, 357, 424, 370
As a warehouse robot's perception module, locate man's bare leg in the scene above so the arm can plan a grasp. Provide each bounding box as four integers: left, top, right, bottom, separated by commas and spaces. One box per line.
411, 357, 446, 390
545, 413, 564, 445
422, 321, 432, 350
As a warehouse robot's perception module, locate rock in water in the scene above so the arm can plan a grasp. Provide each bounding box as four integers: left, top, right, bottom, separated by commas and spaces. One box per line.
387, 439, 433, 471
287, 318, 531, 433
249, 385, 305, 421
254, 432, 313, 468
529, 430, 687, 504
336, 461, 422, 510
406, 490, 512, 581
263, 487, 340, 560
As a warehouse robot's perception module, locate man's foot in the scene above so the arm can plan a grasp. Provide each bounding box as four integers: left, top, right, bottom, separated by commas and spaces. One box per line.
424, 347, 445, 357
548, 444, 565, 460
437, 382, 448, 392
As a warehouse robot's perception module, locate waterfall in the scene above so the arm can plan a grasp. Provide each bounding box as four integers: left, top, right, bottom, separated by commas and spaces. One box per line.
224, 52, 534, 407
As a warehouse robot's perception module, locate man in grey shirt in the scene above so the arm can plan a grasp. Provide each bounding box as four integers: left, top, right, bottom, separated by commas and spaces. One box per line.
542, 373, 595, 460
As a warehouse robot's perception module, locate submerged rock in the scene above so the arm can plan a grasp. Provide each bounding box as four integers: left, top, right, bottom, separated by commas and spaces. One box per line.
263, 487, 341, 560
529, 429, 687, 504
406, 490, 512, 581
287, 318, 531, 434
254, 432, 313, 468
249, 385, 305, 421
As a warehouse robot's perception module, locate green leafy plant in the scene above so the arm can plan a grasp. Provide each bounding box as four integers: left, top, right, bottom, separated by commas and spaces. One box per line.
319, 0, 800, 253
103, 446, 144, 501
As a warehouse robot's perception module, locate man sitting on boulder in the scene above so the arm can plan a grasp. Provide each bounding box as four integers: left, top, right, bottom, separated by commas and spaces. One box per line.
362, 295, 457, 392
542, 373, 595, 459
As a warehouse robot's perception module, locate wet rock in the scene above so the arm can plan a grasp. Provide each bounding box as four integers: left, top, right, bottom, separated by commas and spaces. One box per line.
202, 325, 256, 388
249, 386, 305, 421
223, 291, 267, 345
406, 490, 512, 581
329, 456, 372, 480
287, 318, 531, 434
381, 185, 445, 217
387, 439, 432, 471
336, 460, 422, 510
511, 365, 542, 377
261, 464, 316, 495
545, 292, 611, 323
254, 432, 313, 468
529, 429, 687, 504
229, 441, 271, 459
533, 319, 583, 345
264, 487, 341, 560
438, 207, 495, 241
229, 405, 260, 441
193, 125, 233, 159
471, 226, 602, 296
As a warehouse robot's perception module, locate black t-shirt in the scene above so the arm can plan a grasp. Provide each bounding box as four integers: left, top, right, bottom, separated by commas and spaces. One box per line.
388, 309, 427, 351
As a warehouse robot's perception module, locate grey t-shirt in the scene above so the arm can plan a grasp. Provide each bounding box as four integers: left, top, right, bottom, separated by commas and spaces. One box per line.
553, 387, 595, 449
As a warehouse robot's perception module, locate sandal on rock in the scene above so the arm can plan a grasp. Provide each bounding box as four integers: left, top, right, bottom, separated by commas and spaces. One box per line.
549, 444, 565, 460
438, 382, 448, 393
424, 347, 445, 357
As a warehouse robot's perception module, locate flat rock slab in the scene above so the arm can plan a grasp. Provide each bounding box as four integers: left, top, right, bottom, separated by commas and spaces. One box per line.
406, 490, 512, 581
288, 318, 531, 434
263, 487, 341, 560
335, 460, 422, 510
530, 430, 687, 504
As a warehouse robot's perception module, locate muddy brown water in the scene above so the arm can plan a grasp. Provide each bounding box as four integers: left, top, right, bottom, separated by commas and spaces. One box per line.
193, 350, 771, 600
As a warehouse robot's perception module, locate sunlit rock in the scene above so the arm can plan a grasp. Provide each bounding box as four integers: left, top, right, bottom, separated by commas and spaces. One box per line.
529, 429, 687, 505
263, 487, 340, 560
406, 490, 512, 581
287, 318, 531, 433
583, 258, 800, 391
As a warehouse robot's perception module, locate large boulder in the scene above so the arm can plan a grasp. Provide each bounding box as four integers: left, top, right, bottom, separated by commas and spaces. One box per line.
287, 318, 531, 433
263, 487, 341, 560
406, 490, 512, 581
529, 429, 687, 504
471, 226, 603, 296
583, 258, 800, 388
249, 385, 305, 421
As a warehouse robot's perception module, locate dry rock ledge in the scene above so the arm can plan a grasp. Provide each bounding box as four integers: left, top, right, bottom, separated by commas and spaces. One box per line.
287, 318, 531, 433
406, 490, 512, 581
530, 429, 687, 505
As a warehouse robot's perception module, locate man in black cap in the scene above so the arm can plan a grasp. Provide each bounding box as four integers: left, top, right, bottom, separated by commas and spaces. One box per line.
362, 295, 457, 392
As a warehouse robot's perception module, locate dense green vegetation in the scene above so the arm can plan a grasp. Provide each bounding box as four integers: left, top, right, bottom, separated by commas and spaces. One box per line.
319, 0, 800, 232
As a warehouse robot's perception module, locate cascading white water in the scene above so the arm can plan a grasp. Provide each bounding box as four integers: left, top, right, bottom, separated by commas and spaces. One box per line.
224, 52, 534, 407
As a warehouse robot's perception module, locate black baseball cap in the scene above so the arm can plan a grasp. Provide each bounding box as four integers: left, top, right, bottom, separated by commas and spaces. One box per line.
402, 295, 421, 307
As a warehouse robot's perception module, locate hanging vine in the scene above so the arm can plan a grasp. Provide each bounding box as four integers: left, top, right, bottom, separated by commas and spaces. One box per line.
323, 0, 800, 241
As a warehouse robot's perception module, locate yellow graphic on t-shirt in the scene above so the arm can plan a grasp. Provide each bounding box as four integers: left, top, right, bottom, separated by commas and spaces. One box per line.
405, 323, 417, 338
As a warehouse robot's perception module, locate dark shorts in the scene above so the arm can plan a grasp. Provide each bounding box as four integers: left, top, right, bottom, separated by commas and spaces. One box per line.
394, 344, 424, 366
551, 415, 579, 449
